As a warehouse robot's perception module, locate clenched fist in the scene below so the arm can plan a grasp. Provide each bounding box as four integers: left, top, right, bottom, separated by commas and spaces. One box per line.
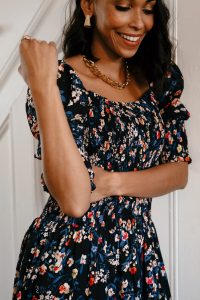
18, 37, 58, 93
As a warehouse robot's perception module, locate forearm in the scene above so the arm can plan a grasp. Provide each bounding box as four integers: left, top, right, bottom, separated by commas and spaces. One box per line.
31, 86, 91, 217
111, 162, 188, 198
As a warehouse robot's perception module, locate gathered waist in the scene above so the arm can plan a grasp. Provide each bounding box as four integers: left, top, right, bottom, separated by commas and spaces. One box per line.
41, 195, 153, 229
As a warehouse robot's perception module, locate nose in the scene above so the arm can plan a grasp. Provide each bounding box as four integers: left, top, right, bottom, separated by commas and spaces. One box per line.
129, 9, 145, 31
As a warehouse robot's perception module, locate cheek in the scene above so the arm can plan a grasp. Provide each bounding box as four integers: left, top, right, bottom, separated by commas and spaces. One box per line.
145, 17, 154, 32
96, 9, 125, 31
104, 14, 121, 30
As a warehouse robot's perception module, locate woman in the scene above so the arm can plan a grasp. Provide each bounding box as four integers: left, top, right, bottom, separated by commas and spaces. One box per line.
13, 0, 192, 299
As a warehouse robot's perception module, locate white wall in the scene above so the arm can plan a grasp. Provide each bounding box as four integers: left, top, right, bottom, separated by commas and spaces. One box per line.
0, 1, 67, 298
177, 0, 200, 298
0, 0, 199, 299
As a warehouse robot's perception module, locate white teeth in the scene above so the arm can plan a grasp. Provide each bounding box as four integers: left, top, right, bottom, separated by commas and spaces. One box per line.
119, 33, 140, 42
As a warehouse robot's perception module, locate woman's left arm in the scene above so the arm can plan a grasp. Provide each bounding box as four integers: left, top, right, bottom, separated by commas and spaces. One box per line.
91, 115, 191, 202
90, 161, 188, 202
108, 161, 188, 198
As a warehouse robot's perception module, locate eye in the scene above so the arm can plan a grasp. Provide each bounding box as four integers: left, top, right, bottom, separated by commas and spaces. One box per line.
115, 5, 131, 12
143, 8, 154, 15
143, 5, 155, 15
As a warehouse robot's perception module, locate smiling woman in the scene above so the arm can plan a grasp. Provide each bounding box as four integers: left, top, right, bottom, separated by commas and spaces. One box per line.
13, 0, 192, 299
63, 0, 172, 96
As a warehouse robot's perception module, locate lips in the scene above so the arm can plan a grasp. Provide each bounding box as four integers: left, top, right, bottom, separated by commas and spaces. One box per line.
117, 32, 143, 42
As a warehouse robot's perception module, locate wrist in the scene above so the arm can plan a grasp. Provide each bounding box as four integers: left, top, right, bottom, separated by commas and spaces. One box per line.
106, 170, 122, 197
30, 83, 59, 104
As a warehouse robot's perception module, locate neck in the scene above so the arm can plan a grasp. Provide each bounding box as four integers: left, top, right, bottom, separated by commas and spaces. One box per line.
83, 55, 130, 90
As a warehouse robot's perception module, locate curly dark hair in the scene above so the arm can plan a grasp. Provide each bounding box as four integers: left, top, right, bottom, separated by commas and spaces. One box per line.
62, 0, 174, 95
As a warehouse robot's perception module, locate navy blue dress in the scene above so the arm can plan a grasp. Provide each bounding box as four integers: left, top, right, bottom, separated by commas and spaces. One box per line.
13, 61, 191, 300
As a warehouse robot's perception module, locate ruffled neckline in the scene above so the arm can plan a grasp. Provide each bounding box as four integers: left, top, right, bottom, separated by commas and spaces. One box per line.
60, 59, 153, 107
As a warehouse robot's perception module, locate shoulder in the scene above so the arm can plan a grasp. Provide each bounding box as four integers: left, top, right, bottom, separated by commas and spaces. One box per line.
56, 58, 91, 110
160, 62, 184, 107
56, 60, 72, 106
57, 55, 88, 86
163, 62, 184, 94
57, 57, 86, 97
63, 55, 83, 69
157, 62, 190, 122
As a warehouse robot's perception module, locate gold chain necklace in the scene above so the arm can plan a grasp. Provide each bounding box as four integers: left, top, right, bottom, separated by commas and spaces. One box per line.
82, 55, 131, 90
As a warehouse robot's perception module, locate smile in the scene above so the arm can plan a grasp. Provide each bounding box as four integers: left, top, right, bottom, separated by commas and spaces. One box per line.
118, 33, 142, 42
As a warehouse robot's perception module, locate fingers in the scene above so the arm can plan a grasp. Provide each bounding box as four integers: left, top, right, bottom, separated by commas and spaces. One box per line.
20, 35, 56, 46
19, 36, 57, 59
18, 36, 58, 86
49, 41, 56, 47
21, 35, 32, 42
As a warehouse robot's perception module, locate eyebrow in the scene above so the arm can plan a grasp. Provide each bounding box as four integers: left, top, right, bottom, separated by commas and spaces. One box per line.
115, 0, 156, 3
114, 0, 157, 4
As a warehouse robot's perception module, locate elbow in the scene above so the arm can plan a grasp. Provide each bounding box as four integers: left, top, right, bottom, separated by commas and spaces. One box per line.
179, 177, 188, 189
178, 164, 189, 190
67, 207, 90, 219
44, 177, 91, 218
59, 197, 90, 218
62, 207, 90, 219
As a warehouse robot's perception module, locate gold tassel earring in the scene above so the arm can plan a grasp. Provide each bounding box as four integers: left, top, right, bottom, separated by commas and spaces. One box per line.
84, 15, 91, 28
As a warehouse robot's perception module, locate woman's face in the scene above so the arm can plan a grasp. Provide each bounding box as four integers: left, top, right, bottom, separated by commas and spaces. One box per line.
91, 0, 156, 59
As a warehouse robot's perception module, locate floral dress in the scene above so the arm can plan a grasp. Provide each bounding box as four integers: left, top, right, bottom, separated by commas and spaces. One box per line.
13, 61, 192, 300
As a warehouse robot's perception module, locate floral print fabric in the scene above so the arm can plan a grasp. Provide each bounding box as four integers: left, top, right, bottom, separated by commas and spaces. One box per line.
13, 61, 191, 299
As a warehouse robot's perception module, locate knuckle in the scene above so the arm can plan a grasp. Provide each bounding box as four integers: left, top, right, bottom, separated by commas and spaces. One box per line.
49, 41, 56, 47
31, 38, 38, 45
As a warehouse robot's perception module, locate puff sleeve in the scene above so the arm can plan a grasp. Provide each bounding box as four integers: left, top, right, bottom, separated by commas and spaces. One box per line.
25, 88, 49, 191
25, 63, 96, 193
158, 63, 192, 164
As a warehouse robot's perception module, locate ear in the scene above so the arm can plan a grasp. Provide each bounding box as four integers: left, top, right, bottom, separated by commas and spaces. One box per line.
80, 0, 95, 17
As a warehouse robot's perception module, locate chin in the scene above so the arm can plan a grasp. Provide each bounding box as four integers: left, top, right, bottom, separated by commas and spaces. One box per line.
118, 49, 139, 59
112, 44, 141, 59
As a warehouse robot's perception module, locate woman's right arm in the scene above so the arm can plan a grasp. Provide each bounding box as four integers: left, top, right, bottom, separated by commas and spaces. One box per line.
32, 86, 92, 218
19, 38, 91, 218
